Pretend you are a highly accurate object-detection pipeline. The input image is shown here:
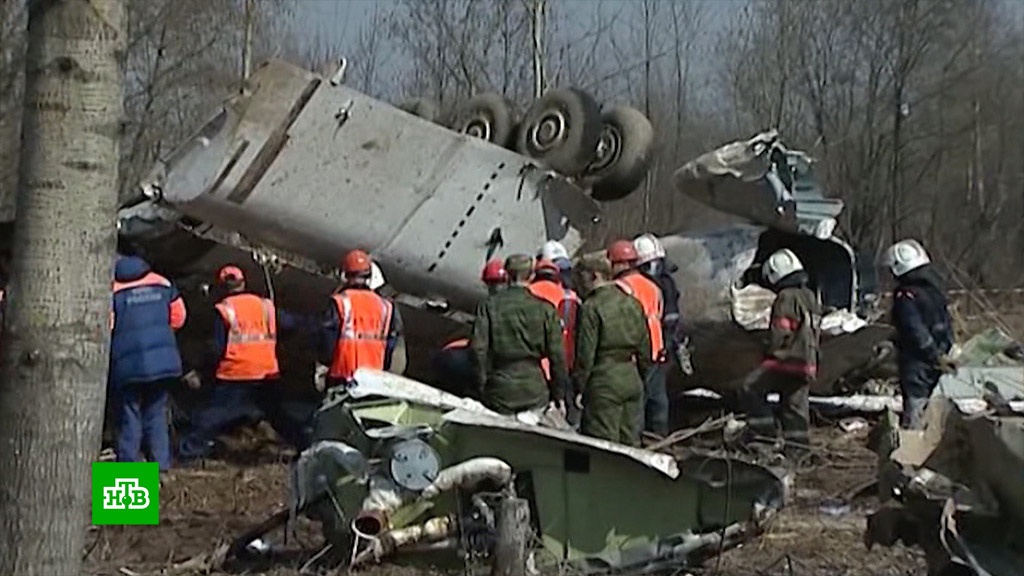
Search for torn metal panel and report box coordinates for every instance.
[867,397,1024,575]
[132,58,596,315]
[441,408,679,479]
[293,371,786,573]
[672,130,844,236]
[349,368,493,414]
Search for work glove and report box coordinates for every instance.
[313,363,329,392]
[182,370,202,390]
[547,400,567,417]
[937,355,959,375]
[675,337,694,376]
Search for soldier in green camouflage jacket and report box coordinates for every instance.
[471,254,568,415]
[573,254,653,446]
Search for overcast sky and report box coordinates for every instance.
[290,0,738,56]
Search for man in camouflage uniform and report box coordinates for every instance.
[742,248,821,458]
[471,254,569,418]
[573,254,653,446]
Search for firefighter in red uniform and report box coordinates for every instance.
[608,239,669,437]
[431,258,507,396]
[528,257,581,425]
[178,265,309,462]
[319,250,404,389]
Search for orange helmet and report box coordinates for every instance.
[607,240,638,263]
[481,258,508,285]
[342,249,372,275]
[534,258,559,274]
[217,265,245,284]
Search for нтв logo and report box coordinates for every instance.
[91,462,160,525]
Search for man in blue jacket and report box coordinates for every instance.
[110,255,188,471]
[883,239,957,429]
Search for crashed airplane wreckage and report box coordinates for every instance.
[864,337,1024,576]
[266,368,788,572]
[114,56,892,398]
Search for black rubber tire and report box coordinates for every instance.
[515,87,602,176]
[397,97,440,123]
[446,92,515,147]
[587,106,655,202]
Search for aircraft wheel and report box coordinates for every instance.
[515,87,602,176]
[447,92,515,147]
[397,97,440,123]
[587,106,655,202]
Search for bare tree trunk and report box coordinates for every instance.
[242,0,255,85]
[527,0,546,99]
[0,1,124,574]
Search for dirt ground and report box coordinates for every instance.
[83,422,925,576]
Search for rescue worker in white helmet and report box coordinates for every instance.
[742,248,821,459]
[539,240,574,291]
[630,234,686,436]
[634,234,693,376]
[882,239,956,429]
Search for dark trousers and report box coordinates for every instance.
[430,347,476,396]
[115,379,173,471]
[636,362,670,436]
[178,381,313,460]
[899,361,941,429]
[742,369,810,451]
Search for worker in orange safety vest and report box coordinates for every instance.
[431,258,508,395]
[528,257,581,425]
[608,239,669,437]
[319,249,404,389]
[178,265,310,462]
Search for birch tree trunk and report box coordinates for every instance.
[0,1,125,575]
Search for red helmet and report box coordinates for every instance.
[481,258,508,285]
[607,240,638,264]
[217,265,245,284]
[534,258,559,273]
[342,249,372,274]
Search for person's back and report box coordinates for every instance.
[110,256,186,386]
[215,291,280,382]
[328,286,395,379]
[528,270,580,370]
[574,260,652,446]
[471,255,566,415]
[615,271,664,359]
[763,283,821,376]
[110,255,186,472]
[892,268,953,366]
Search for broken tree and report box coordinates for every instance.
[0,1,125,575]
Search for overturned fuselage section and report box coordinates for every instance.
[291,368,788,572]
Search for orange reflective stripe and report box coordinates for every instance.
[111,273,176,331]
[443,338,470,351]
[215,294,279,381]
[528,280,577,372]
[112,272,171,293]
[617,273,664,360]
[329,289,393,380]
[221,299,276,343]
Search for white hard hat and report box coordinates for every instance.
[883,239,930,277]
[762,248,804,285]
[539,240,569,262]
[369,262,386,291]
[633,233,665,265]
